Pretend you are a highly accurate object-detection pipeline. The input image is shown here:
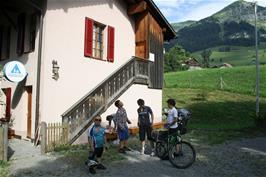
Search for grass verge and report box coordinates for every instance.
[163,88,266,144]
[0,160,9,177]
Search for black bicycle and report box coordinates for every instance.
[153,129,196,169]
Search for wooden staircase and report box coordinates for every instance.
[62,57,152,144]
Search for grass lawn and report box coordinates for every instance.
[165,65,266,97]
[53,143,126,167]
[163,88,266,144]
[191,43,266,66]
[0,160,9,177]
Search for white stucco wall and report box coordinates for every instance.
[40,0,136,124]
[0,16,40,138]
[75,84,163,144]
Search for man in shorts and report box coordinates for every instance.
[114,100,132,153]
[137,99,155,155]
[86,116,107,174]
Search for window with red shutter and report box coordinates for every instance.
[107,26,115,62]
[84,17,93,57]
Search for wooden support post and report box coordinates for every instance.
[0,122,8,161]
[127,1,147,15]
[40,122,47,154]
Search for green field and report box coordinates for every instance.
[191,43,266,67]
[163,65,266,144]
[163,88,266,144]
[165,65,266,97]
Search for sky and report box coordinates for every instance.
[153,0,266,23]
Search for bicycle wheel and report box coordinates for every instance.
[168,141,196,169]
[155,142,168,160]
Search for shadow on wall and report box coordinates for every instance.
[47,0,115,12]
[11,77,27,109]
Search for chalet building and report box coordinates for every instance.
[0,0,175,143]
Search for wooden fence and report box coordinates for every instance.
[40,122,69,153]
[0,121,8,161]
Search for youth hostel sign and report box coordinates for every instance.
[3,61,27,83]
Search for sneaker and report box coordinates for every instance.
[97,163,107,170]
[140,148,145,155]
[123,146,131,151]
[150,152,155,157]
[89,167,96,174]
[119,148,126,154]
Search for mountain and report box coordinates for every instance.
[167,0,266,52]
[171,20,196,32]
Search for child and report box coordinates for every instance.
[85,116,107,174]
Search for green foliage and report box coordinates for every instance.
[165,65,266,97]
[201,49,212,68]
[164,45,190,72]
[168,1,266,52]
[192,43,266,67]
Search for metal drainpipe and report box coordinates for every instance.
[34,6,45,143]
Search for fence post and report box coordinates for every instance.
[40,122,47,154]
[0,121,8,161]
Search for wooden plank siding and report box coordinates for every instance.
[148,13,164,89]
[135,11,164,89]
[135,11,149,59]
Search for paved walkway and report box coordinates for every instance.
[7,137,266,177]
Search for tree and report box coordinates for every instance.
[201,49,212,68]
[164,45,190,72]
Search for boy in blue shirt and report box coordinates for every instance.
[86,116,106,174]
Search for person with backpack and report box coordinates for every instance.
[137,99,155,155]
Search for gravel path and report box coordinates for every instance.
[7,137,266,177]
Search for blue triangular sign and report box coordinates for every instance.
[11,64,21,74]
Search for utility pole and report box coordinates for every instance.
[254,2,260,117]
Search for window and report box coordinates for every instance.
[84,17,115,62]
[93,23,104,59]
[17,13,37,56]
[0,26,11,61]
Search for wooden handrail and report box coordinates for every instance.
[62,57,151,144]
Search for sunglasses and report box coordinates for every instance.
[95,119,102,122]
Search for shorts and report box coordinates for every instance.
[89,147,104,160]
[118,127,129,141]
[139,125,153,141]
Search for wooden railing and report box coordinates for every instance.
[62,57,151,144]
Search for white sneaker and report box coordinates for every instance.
[140,148,145,155]
[151,152,155,157]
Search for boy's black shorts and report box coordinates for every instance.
[89,147,104,160]
[139,125,153,141]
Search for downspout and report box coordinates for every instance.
[34,2,46,143]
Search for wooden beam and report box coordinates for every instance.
[128,1,147,15]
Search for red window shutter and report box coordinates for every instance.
[107,26,115,62]
[5,88,11,120]
[84,17,93,57]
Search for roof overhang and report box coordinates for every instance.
[126,0,176,41]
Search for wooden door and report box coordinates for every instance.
[26,86,32,138]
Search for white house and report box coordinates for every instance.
[0,0,175,144]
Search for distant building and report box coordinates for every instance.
[183,58,202,71]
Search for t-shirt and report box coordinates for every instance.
[137,106,153,126]
[167,107,178,129]
[89,125,105,148]
[115,107,128,130]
